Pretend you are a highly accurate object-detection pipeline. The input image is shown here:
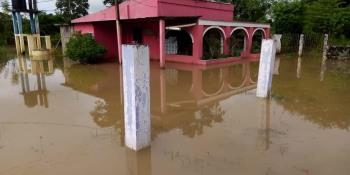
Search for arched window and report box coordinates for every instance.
[202,27,225,60]
[230,28,249,57]
[251,29,266,54]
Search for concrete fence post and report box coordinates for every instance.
[322,34,329,62]
[298,34,304,57]
[272,34,282,54]
[122,44,151,151]
[257,39,277,98]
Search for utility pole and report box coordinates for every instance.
[68,0,72,22]
[115,0,122,64]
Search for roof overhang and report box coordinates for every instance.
[198,19,271,28]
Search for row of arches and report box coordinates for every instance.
[203,27,267,59]
[164,26,267,60]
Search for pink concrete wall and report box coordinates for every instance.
[93,22,117,62]
[158,0,233,21]
[121,21,160,59]
[119,0,158,19]
[73,0,233,23]
[73,23,94,35]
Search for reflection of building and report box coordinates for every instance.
[62,60,259,140]
[18,57,53,108]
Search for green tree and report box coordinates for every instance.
[56,0,89,23]
[304,0,350,37]
[1,0,11,15]
[271,0,305,33]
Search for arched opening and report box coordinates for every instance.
[230,28,248,57]
[202,27,224,60]
[251,29,266,54]
[165,30,193,56]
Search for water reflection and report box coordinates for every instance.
[61,59,260,139]
[126,147,151,175]
[1,51,350,175]
[17,57,54,108]
[272,54,350,129]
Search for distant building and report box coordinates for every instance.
[72,0,270,65]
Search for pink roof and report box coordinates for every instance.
[72,0,234,23]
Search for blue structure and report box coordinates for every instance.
[11,0,39,35]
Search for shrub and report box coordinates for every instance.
[66,33,106,64]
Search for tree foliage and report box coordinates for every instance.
[56,0,89,23]
[215,0,275,22]
[271,0,350,39]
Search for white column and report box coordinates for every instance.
[256,39,276,98]
[122,45,151,151]
[298,34,304,57]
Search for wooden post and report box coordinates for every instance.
[19,34,25,54]
[45,36,52,50]
[27,35,35,55]
[257,39,277,98]
[15,35,21,55]
[122,45,151,151]
[115,0,122,64]
[298,34,304,57]
[36,34,42,49]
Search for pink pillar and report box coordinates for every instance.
[243,27,254,57]
[117,20,122,64]
[193,25,204,61]
[159,19,165,68]
[265,28,271,39]
[223,26,231,55]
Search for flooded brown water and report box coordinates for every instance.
[0,49,350,175]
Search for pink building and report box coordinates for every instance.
[72,0,270,66]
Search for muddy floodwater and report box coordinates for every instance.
[0,49,350,175]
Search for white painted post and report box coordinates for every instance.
[273,34,282,54]
[298,34,304,57]
[322,34,329,62]
[122,44,151,151]
[257,39,277,98]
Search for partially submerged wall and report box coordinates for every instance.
[327,46,350,60]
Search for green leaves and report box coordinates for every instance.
[271,0,350,39]
[56,0,89,23]
[66,33,106,64]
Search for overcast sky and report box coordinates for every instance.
[1,0,106,14]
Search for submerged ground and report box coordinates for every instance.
[0,48,349,175]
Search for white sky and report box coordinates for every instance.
[1,0,106,14]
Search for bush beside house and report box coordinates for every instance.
[66,33,106,64]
